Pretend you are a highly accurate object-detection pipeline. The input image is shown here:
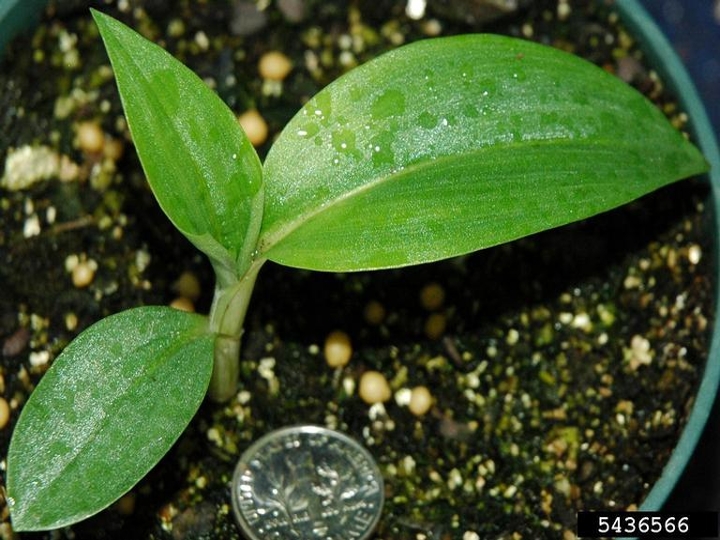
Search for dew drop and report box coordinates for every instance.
[296,123,320,139]
[316,92,332,115]
[332,129,358,156]
[305,92,332,124]
[512,69,527,82]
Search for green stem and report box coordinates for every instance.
[207,259,264,402]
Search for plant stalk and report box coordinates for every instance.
[207,259,264,402]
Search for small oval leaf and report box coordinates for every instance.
[259,34,708,271]
[6,307,215,531]
[92,10,263,275]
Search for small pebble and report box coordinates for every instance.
[103,136,125,161]
[616,56,644,83]
[359,371,391,404]
[230,1,268,36]
[405,0,427,20]
[0,397,10,429]
[167,18,186,38]
[324,330,352,368]
[259,51,293,81]
[76,121,105,154]
[424,312,446,340]
[194,31,210,51]
[363,300,386,325]
[72,259,98,288]
[2,326,30,357]
[173,271,202,301]
[170,297,195,312]
[238,109,269,147]
[278,0,306,22]
[115,493,136,515]
[23,215,41,238]
[1,145,61,191]
[420,282,445,311]
[408,385,433,416]
[688,244,702,265]
[394,387,412,406]
[65,312,79,331]
[557,0,572,21]
[421,18,443,37]
[29,350,50,367]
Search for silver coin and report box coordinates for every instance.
[232,425,384,540]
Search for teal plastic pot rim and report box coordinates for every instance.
[614,0,720,512]
[0,0,47,54]
[1,0,719,519]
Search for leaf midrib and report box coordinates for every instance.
[258,135,636,257]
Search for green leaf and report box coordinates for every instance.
[259,34,708,271]
[6,307,215,531]
[92,10,263,277]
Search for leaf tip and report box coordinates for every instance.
[89,7,104,25]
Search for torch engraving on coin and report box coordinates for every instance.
[232,425,384,540]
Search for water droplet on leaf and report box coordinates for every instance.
[370,130,395,167]
[304,92,332,125]
[296,123,320,139]
[331,129,361,160]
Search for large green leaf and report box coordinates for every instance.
[259,34,708,271]
[92,10,263,277]
[6,307,215,531]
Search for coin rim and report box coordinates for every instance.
[231,424,384,540]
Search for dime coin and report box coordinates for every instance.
[232,425,384,540]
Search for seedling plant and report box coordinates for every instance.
[5,9,708,531]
